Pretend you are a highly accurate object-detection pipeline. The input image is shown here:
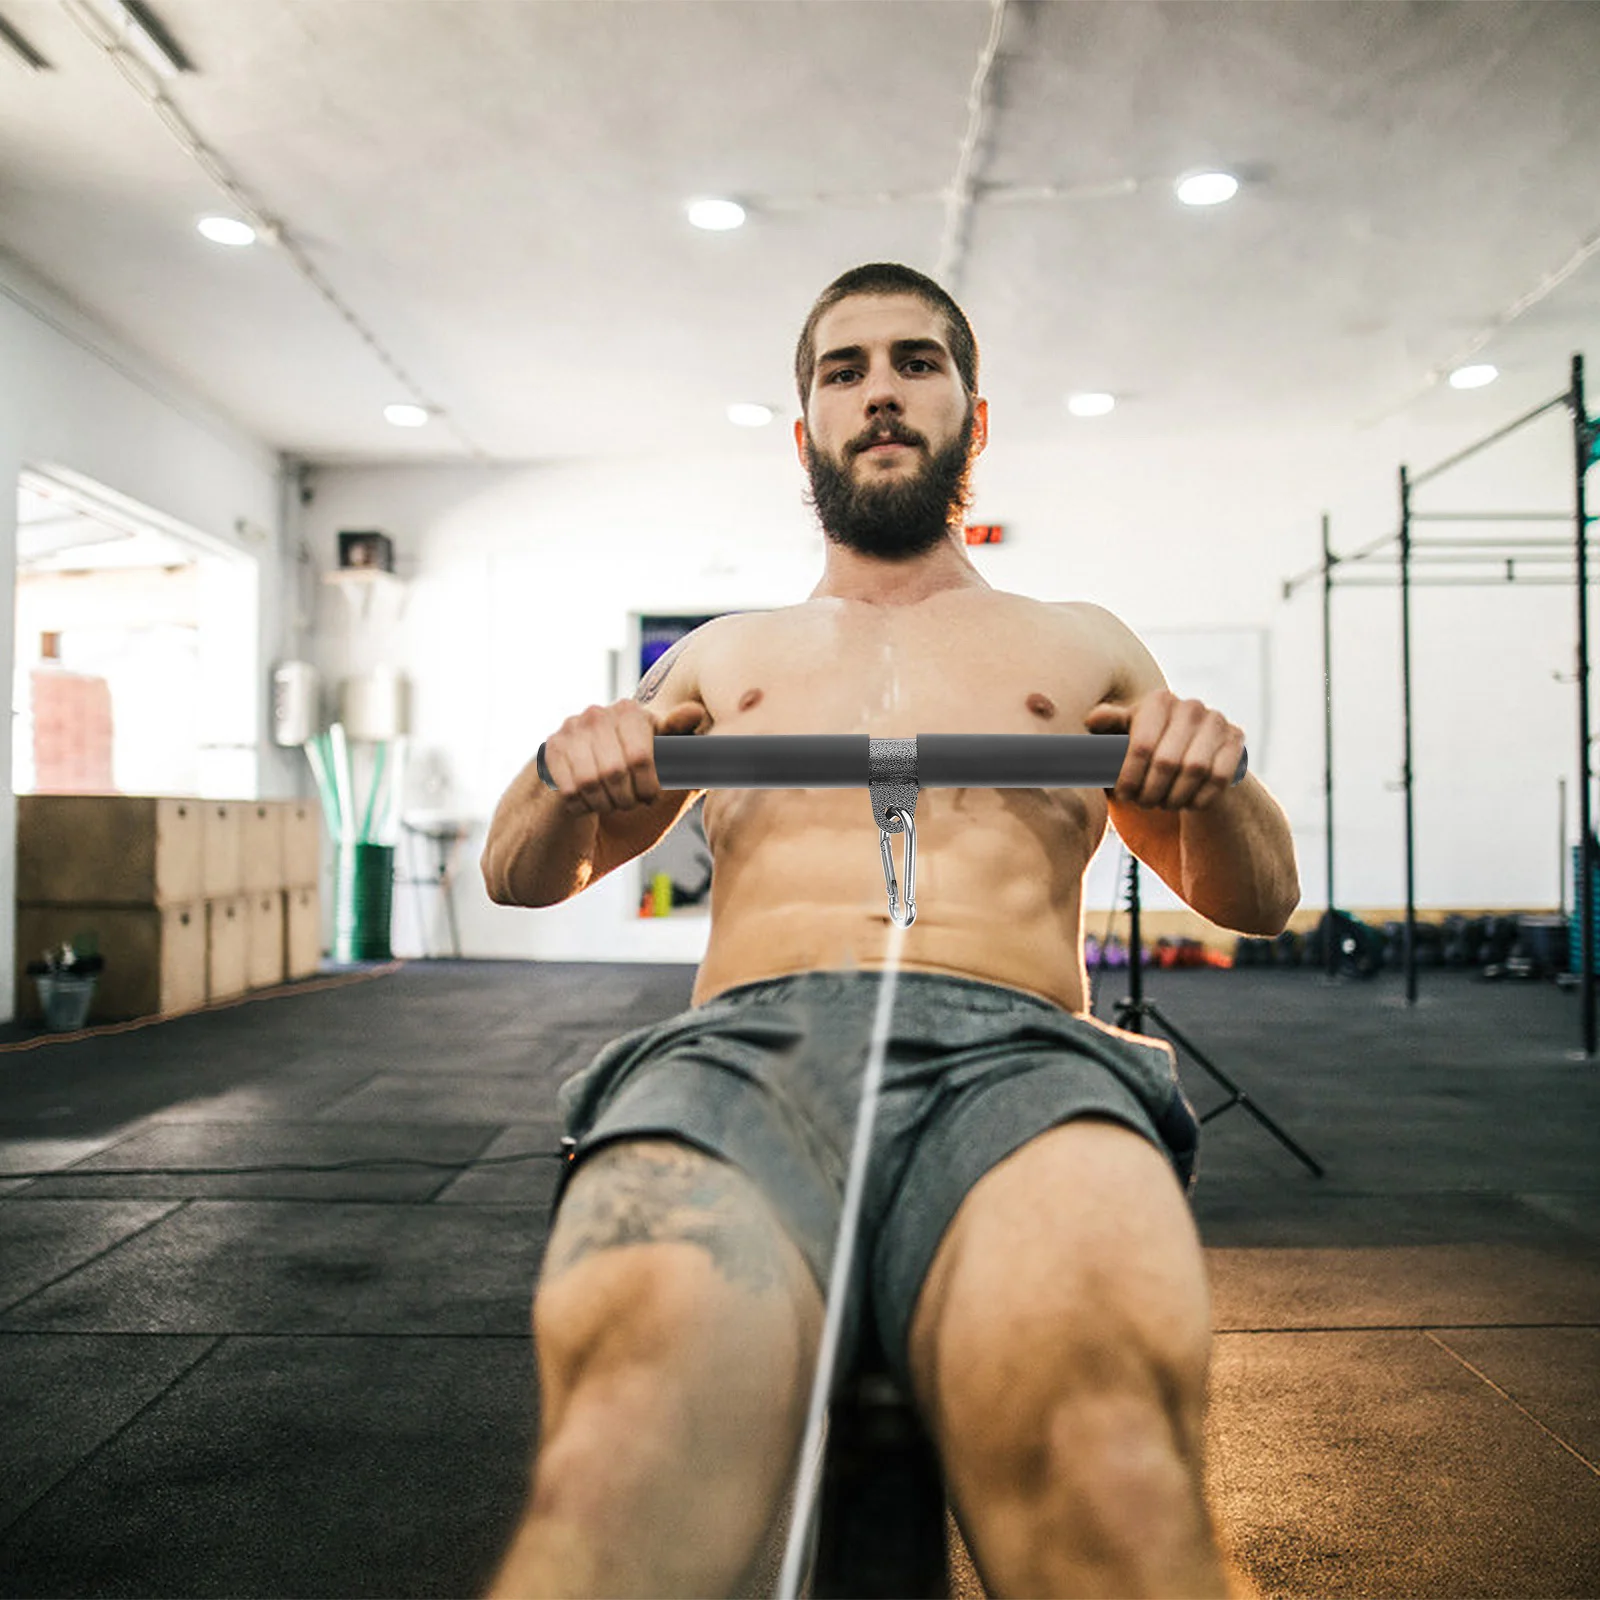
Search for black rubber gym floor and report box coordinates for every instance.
[0,960,1596,1597]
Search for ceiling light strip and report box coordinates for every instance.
[1361,220,1600,428]
[933,0,1009,292]
[56,0,487,462]
[0,9,51,69]
[108,0,190,74]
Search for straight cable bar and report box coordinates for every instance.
[536,733,1248,792]
[536,733,1248,931]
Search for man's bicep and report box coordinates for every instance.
[634,629,701,709]
[1077,602,1167,704]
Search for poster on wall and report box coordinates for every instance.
[636,613,726,687]
[631,611,755,917]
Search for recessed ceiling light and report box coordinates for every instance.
[1175,171,1239,207]
[1067,392,1116,418]
[1448,364,1499,390]
[384,404,430,428]
[727,403,774,428]
[198,216,256,247]
[687,198,746,232]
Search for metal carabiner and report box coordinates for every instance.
[878,805,917,927]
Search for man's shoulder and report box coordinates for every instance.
[1046,597,1134,639]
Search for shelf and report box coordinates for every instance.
[324,568,404,593]
[323,567,406,621]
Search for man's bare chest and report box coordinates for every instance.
[694,595,1119,741]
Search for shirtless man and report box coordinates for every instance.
[481,262,1298,1598]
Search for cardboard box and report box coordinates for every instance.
[285,886,321,980]
[15,901,207,1023]
[284,802,321,888]
[246,891,287,989]
[16,795,203,907]
[241,802,285,893]
[201,803,242,898]
[206,895,250,1003]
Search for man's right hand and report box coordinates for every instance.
[540,699,710,818]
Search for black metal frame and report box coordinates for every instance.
[1112,855,1324,1177]
[1283,355,1599,1052]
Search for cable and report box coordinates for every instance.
[775,919,910,1599]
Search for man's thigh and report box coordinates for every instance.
[904,1115,1213,1484]
[535,1136,825,1449]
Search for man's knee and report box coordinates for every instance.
[955,1384,1228,1598]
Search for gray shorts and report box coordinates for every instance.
[552,969,1199,1401]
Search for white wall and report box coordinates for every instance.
[0,251,294,1020]
[307,370,1593,965]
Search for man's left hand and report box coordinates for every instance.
[1085,691,1246,811]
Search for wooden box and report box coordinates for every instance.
[245,891,287,989]
[16,795,203,907]
[241,802,285,893]
[206,895,249,1003]
[284,802,321,888]
[286,886,321,980]
[201,802,242,898]
[15,901,206,1023]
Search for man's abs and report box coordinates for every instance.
[684,591,1124,1014]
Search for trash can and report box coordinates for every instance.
[35,973,96,1032]
[333,842,394,962]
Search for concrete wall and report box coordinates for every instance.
[1,251,294,1020]
[304,374,1590,965]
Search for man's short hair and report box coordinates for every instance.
[793,263,979,412]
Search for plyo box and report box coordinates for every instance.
[283,801,320,887]
[201,802,242,899]
[286,886,320,979]
[246,890,287,990]
[15,902,207,1023]
[206,895,250,1003]
[241,802,285,893]
[16,795,204,906]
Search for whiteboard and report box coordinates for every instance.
[1141,627,1269,767]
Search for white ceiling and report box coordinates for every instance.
[1,0,1596,466]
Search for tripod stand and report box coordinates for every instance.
[1110,854,1324,1179]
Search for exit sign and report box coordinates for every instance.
[964,524,1004,545]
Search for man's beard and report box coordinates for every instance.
[804,409,977,561]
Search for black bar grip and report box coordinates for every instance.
[535,734,1249,791]
[657,734,871,789]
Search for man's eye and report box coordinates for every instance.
[825,368,858,384]
[904,358,934,373]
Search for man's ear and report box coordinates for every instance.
[971,397,989,456]
[793,416,809,466]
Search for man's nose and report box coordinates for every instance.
[863,365,903,413]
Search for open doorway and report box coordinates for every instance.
[13,466,259,800]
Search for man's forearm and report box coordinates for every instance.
[1175,777,1300,934]
[1113,776,1300,936]
[481,758,601,907]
